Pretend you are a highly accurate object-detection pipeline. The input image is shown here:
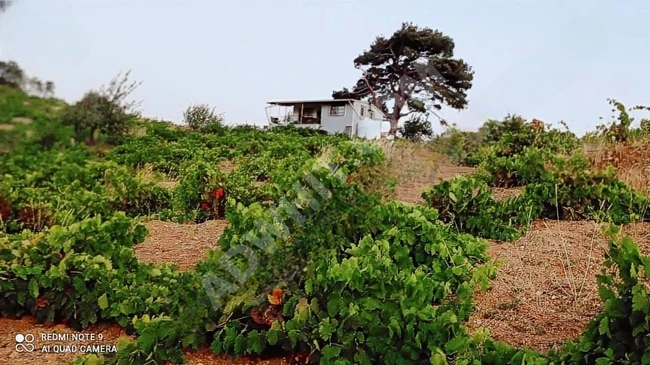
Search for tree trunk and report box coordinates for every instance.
[389,118,399,135]
[389,98,405,135]
[87,127,97,145]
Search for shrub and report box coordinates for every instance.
[0,60,24,88]
[398,114,433,141]
[593,99,650,143]
[430,124,484,165]
[62,72,141,144]
[182,103,223,132]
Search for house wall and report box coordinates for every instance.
[285,101,386,137]
[369,104,388,120]
[320,103,354,134]
[348,101,390,138]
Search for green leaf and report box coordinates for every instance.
[598,317,610,336]
[234,335,246,355]
[97,294,109,310]
[632,284,649,313]
[318,318,337,341]
[328,298,340,317]
[430,347,448,365]
[322,345,341,359]
[211,337,223,354]
[246,331,264,354]
[182,333,197,348]
[138,327,156,351]
[28,279,39,299]
[287,330,299,347]
[444,335,467,353]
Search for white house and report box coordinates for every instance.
[265,99,391,139]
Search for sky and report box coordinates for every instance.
[1,0,649,135]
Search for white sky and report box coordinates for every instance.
[1,0,649,135]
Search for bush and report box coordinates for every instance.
[62,72,141,144]
[182,104,223,132]
[0,60,25,88]
[430,125,484,165]
[398,114,433,141]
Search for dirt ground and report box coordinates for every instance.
[134,220,230,271]
[468,219,650,352]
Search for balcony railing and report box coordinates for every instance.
[269,114,320,125]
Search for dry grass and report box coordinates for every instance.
[135,164,179,189]
[218,159,237,174]
[158,181,180,189]
[584,139,650,195]
[11,117,33,125]
[135,164,158,182]
[135,220,230,271]
[469,219,650,351]
[377,140,474,204]
[492,187,523,201]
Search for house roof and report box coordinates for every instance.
[267,99,362,106]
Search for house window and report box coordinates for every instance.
[369,110,374,119]
[329,105,346,116]
[360,107,365,117]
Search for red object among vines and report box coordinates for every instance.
[199,187,227,218]
[0,197,11,221]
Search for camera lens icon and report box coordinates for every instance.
[15,333,35,352]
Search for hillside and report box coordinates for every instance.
[1,86,650,365]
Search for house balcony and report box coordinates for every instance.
[268,114,322,128]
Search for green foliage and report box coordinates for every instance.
[0,147,173,233]
[202,158,496,364]
[0,60,24,88]
[587,99,650,143]
[72,354,105,365]
[300,202,495,364]
[429,124,486,165]
[169,159,224,222]
[423,177,540,240]
[399,113,434,141]
[431,115,579,168]
[424,148,649,240]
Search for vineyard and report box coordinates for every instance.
[1,83,650,365]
